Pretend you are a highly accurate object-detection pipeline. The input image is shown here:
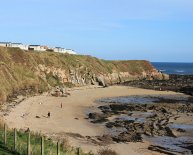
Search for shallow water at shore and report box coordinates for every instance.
[145,136,193,154]
[98,96,158,104]
[116,112,154,123]
[94,95,193,154]
[169,123,193,131]
[97,94,188,105]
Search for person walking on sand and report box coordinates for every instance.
[61,103,63,108]
[48,111,51,118]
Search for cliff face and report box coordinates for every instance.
[0,47,168,103]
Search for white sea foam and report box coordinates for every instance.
[176,70,184,73]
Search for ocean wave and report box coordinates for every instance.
[176,70,184,73]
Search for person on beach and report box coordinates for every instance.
[61,103,63,108]
[48,112,51,118]
[25,128,30,133]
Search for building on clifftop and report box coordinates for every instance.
[0,42,12,47]
[11,43,29,50]
[0,41,77,54]
[53,47,76,54]
[28,45,47,51]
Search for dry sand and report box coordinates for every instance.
[3,86,180,155]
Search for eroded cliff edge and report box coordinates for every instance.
[0,47,168,103]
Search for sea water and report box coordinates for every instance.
[152,62,193,75]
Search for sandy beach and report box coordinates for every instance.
[3,86,181,155]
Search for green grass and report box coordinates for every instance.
[0,126,91,155]
[0,142,16,155]
[0,46,155,103]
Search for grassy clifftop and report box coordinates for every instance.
[0,47,161,103]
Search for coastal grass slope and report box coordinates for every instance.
[0,47,164,103]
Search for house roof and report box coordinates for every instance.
[65,49,73,50]
[12,43,22,45]
[55,47,63,49]
[29,45,41,46]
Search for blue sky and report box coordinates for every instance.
[0,0,193,62]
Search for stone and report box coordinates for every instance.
[88,112,109,123]
[113,132,142,142]
[96,76,106,87]
[176,128,186,132]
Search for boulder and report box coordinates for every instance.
[96,76,106,87]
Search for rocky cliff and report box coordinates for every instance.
[0,47,168,103]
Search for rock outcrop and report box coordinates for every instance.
[35,64,167,88]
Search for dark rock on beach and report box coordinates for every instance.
[88,112,109,123]
[176,128,186,132]
[88,94,193,154]
[122,74,193,96]
[113,131,142,143]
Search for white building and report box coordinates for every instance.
[11,43,28,50]
[0,42,12,47]
[0,41,77,54]
[28,45,46,51]
[53,47,76,54]
[64,49,76,54]
[53,47,65,53]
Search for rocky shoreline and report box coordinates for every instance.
[122,74,193,96]
[3,84,193,155]
[88,94,193,154]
